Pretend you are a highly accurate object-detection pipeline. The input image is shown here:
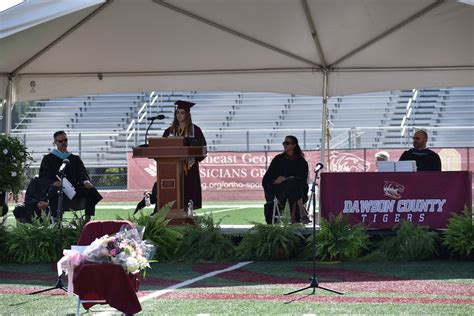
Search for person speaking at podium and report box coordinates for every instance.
[399,130,441,171]
[39,131,102,221]
[162,100,207,210]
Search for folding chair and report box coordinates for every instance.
[271,196,281,224]
[73,220,141,315]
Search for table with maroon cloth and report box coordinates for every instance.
[73,263,141,314]
[74,220,141,314]
[320,171,472,229]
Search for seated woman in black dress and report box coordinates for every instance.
[262,135,310,224]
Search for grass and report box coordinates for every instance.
[4,201,267,227]
[0,261,473,315]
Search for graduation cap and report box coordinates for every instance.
[174,100,195,112]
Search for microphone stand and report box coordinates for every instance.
[141,118,156,147]
[29,168,67,295]
[285,163,343,296]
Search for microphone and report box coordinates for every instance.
[147,114,165,121]
[141,115,165,147]
[314,162,324,173]
[59,159,70,173]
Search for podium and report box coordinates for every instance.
[132,137,207,224]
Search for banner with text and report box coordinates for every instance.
[128,147,473,201]
[320,171,472,229]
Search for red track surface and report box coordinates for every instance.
[1,264,473,304]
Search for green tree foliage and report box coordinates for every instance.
[0,135,32,200]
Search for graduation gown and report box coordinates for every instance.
[39,153,102,216]
[262,153,309,204]
[162,124,206,209]
[399,148,441,171]
[13,177,48,222]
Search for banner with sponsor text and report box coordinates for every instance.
[128,147,473,201]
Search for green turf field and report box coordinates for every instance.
[0,261,472,315]
[4,201,268,227]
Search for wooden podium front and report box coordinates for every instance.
[133,137,207,225]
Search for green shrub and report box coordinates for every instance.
[176,214,235,262]
[443,207,473,259]
[124,201,183,261]
[308,213,369,261]
[236,205,304,260]
[380,220,438,261]
[4,213,81,263]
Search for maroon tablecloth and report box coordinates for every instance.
[77,220,133,246]
[73,263,141,314]
[320,171,472,229]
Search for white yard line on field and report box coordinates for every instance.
[93,261,253,315]
[139,261,253,302]
[197,207,249,214]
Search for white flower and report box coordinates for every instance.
[2,149,7,155]
[11,171,17,177]
[125,257,139,274]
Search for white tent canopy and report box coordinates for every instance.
[1,0,473,161]
[1,0,473,101]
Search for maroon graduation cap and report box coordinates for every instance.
[174,100,195,112]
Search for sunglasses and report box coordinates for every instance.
[282,141,294,145]
[56,138,68,143]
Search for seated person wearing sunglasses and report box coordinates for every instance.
[262,135,310,224]
[399,130,441,171]
[39,131,102,221]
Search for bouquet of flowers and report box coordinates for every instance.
[0,135,32,201]
[82,226,156,274]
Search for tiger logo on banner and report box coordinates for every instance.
[330,151,370,172]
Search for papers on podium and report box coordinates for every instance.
[377,160,417,172]
[376,161,395,172]
[395,160,417,172]
[62,178,76,199]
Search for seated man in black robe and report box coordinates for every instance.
[39,131,102,221]
[399,130,441,171]
[134,182,158,215]
[13,176,49,223]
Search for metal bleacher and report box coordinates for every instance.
[9,87,474,168]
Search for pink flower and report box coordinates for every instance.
[109,248,118,257]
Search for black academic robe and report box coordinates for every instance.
[399,148,441,171]
[162,124,206,209]
[39,153,102,216]
[39,153,90,187]
[13,177,48,222]
[262,153,309,203]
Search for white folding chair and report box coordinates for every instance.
[271,196,281,224]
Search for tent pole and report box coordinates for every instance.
[320,70,329,168]
[3,76,13,135]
